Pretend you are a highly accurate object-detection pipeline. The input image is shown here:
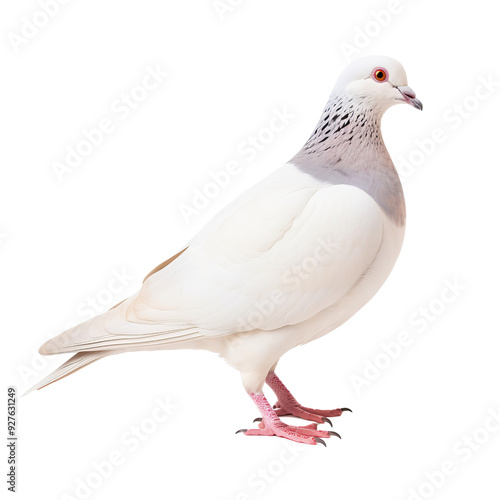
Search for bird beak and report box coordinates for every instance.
[397,86,423,111]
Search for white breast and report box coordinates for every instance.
[294,210,405,346]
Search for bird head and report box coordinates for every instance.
[333,55,422,114]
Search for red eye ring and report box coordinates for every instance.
[373,68,388,82]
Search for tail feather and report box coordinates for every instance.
[23,351,109,396]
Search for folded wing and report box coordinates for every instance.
[41,166,384,355]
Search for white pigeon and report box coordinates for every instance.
[29,55,422,446]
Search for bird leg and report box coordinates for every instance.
[236,392,338,445]
[265,371,351,424]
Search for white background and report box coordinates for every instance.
[2,1,500,499]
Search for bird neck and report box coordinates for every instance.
[291,93,387,168]
[289,93,406,227]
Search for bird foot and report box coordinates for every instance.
[237,392,340,445]
[273,401,352,425]
[236,419,339,446]
[265,371,351,425]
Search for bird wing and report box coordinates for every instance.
[40,164,384,355]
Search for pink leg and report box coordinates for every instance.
[265,371,351,424]
[236,392,339,445]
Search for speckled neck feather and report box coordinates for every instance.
[291,94,406,226]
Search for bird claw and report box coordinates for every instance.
[315,438,327,447]
[273,401,352,423]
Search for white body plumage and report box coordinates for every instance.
[35,162,404,393]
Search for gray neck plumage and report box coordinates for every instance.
[290,94,406,227]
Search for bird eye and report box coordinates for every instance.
[373,68,388,82]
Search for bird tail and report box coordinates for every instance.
[23,351,109,396]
